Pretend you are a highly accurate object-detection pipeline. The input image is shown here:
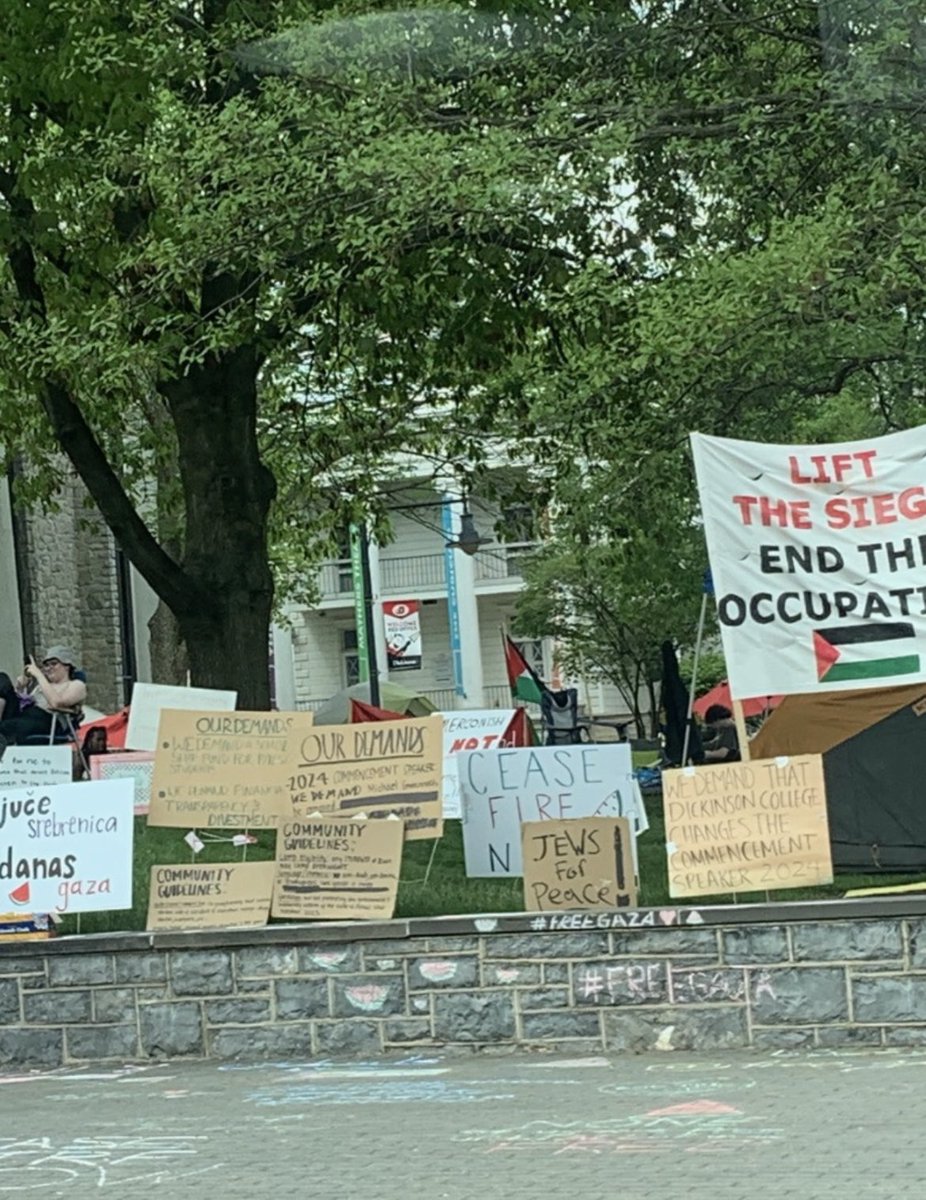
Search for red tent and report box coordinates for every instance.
[349,699,405,722]
[693,681,783,720]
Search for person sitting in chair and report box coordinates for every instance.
[0,645,86,746]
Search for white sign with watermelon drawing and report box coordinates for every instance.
[0,779,135,914]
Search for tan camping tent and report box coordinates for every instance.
[750,683,926,757]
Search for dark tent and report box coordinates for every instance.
[750,684,926,872]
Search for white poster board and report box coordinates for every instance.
[691,427,926,698]
[440,709,518,819]
[125,682,237,751]
[0,746,72,791]
[0,779,134,914]
[459,744,647,877]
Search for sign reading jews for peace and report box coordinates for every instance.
[691,427,926,698]
[459,744,647,878]
[148,710,316,829]
[283,716,443,840]
[521,816,637,912]
[662,755,832,898]
[146,861,276,931]
[272,816,404,921]
[0,779,134,913]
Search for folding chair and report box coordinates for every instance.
[540,688,631,747]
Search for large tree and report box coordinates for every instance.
[1,1,609,706]
[515,0,926,695]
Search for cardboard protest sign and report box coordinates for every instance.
[147,710,315,829]
[0,746,72,791]
[283,716,443,840]
[125,682,237,751]
[662,755,832,898]
[522,816,637,912]
[459,744,647,877]
[691,427,926,698]
[272,816,403,920]
[146,861,275,931]
[91,752,154,815]
[0,779,134,914]
[440,709,519,819]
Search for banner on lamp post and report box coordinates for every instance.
[383,600,422,672]
[349,523,370,683]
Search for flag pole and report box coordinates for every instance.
[681,591,708,766]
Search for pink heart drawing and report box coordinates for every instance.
[659,909,678,926]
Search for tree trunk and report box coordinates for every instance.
[163,334,276,710]
[148,601,189,685]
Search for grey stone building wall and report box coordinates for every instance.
[15,472,125,712]
[3,900,926,1067]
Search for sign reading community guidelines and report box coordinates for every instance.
[691,427,926,698]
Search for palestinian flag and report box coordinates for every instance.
[814,622,921,683]
[503,635,546,705]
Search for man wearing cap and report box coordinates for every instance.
[0,645,87,745]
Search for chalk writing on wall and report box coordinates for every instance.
[525,909,704,931]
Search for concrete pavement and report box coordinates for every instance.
[0,1047,923,1197]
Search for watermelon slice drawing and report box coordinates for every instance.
[8,882,30,907]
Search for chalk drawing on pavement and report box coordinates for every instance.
[0,1135,221,1190]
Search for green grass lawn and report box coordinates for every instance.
[58,777,926,936]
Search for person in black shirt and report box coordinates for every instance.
[702,704,741,763]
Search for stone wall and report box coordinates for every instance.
[16,472,124,712]
[4,898,926,1067]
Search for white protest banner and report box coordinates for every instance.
[0,779,134,914]
[90,752,153,815]
[383,600,422,671]
[125,682,237,751]
[459,744,646,877]
[440,709,519,819]
[0,747,72,791]
[692,427,926,698]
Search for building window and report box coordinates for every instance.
[512,636,545,681]
[501,504,538,545]
[342,628,361,686]
[335,529,354,594]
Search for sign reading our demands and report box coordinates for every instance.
[0,779,134,914]
[460,744,647,878]
[148,710,316,829]
[284,716,443,840]
[146,862,275,931]
[662,755,832,898]
[272,816,403,920]
[692,427,926,698]
[521,817,637,912]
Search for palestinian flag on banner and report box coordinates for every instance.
[503,635,546,705]
[814,622,921,683]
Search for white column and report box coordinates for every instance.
[367,535,389,693]
[442,497,485,709]
[270,622,297,710]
